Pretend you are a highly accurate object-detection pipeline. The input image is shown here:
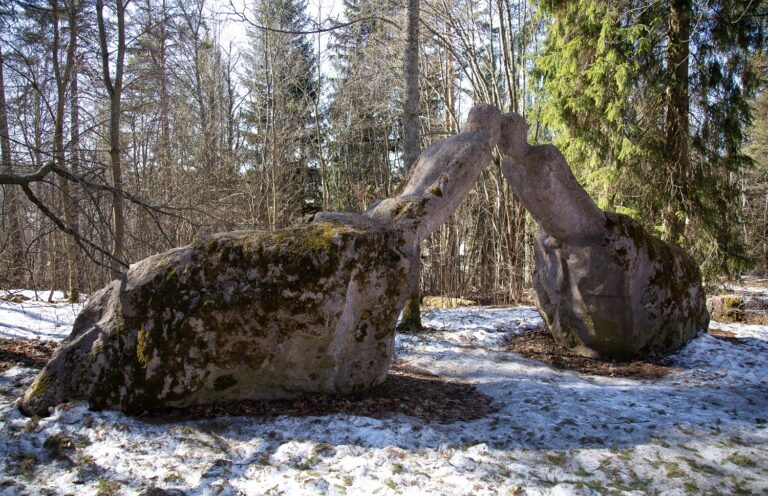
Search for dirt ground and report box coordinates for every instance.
[504,326,678,379]
[0,338,59,371]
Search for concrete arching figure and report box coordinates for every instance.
[498,112,709,359]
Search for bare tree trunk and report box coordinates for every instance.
[52,0,80,301]
[97,0,127,277]
[66,1,83,300]
[663,0,690,244]
[31,88,53,291]
[403,0,421,170]
[399,0,423,331]
[150,0,176,245]
[224,49,237,168]
[158,0,172,178]
[314,5,329,211]
[485,0,501,106]
[497,0,516,112]
[0,40,26,286]
[763,186,768,272]
[178,0,212,172]
[442,23,456,133]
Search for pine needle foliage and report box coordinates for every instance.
[534,0,766,276]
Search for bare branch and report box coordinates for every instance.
[225,0,400,35]
[20,183,129,269]
[0,162,54,185]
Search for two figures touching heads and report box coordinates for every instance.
[375,102,707,361]
[365,103,605,249]
[20,104,707,417]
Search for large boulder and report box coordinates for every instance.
[21,215,411,416]
[533,213,709,359]
[499,113,709,359]
[21,104,509,416]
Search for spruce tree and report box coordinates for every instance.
[534,0,765,275]
[745,88,768,272]
[241,0,320,227]
[328,0,401,212]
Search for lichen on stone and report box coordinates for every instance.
[28,373,51,401]
[429,186,443,197]
[534,212,708,360]
[19,104,505,417]
[707,294,745,323]
[136,325,151,368]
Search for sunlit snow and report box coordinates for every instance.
[0,286,766,495]
[0,290,83,341]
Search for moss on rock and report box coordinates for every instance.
[27,373,51,402]
[136,326,151,367]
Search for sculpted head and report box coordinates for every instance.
[498,112,530,158]
[464,104,504,147]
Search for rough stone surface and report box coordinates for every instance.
[500,113,709,359]
[707,294,746,323]
[365,104,504,247]
[21,105,506,416]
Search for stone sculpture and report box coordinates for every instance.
[21,105,508,416]
[21,104,711,416]
[499,113,709,359]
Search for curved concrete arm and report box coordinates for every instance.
[498,113,606,242]
[364,104,505,246]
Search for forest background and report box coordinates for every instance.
[0,0,765,304]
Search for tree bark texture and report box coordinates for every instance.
[97,0,127,277]
[663,0,691,244]
[52,0,80,301]
[0,40,26,286]
[400,0,423,331]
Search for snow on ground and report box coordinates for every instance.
[0,290,83,341]
[1,289,767,495]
